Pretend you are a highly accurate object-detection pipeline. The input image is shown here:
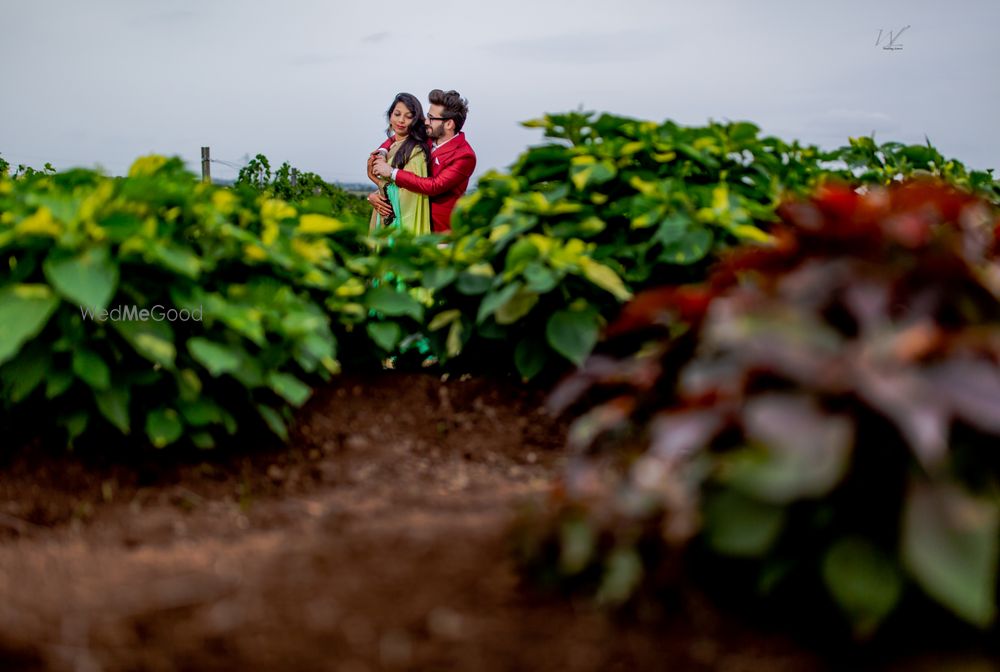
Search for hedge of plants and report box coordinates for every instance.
[514,181,1000,639]
[1,116,997,453]
[434,113,999,379]
[0,156,368,449]
[233,153,372,221]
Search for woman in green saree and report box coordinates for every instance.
[368,92,431,236]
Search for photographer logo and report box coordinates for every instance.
[80,304,203,322]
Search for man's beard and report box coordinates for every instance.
[428,124,445,141]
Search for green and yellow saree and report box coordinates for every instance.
[370,139,431,236]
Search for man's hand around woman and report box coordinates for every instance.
[367,153,381,186]
[368,191,393,217]
[372,157,393,179]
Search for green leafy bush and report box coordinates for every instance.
[234,153,371,221]
[515,180,1000,639]
[0,156,366,449]
[0,153,55,180]
[408,227,633,380]
[838,136,1000,202]
[3,115,996,448]
[456,113,818,287]
[434,112,998,381]
[403,113,813,380]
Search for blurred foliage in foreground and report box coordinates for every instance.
[514,181,1000,641]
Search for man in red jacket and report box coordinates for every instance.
[369,89,477,233]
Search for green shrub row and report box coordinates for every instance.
[233,153,372,222]
[0,156,368,449]
[431,113,998,379]
[1,114,996,452]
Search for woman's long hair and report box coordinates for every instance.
[385,93,430,170]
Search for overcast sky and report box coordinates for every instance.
[1,0,997,184]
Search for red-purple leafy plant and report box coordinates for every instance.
[515,180,1000,639]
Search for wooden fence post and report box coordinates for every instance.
[201,147,211,183]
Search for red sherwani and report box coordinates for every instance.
[394,133,477,233]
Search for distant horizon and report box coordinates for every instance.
[5,116,995,188]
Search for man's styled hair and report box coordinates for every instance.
[429,89,469,133]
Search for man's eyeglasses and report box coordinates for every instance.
[426,114,450,122]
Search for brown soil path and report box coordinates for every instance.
[0,373,828,671]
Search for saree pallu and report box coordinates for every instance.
[369,140,431,236]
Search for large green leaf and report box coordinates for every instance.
[504,237,542,275]
[72,348,111,391]
[422,267,457,290]
[728,121,760,143]
[496,288,539,325]
[365,286,424,321]
[456,271,493,295]
[653,212,691,245]
[822,537,904,638]
[0,343,49,402]
[98,212,144,242]
[559,517,596,575]
[178,398,223,427]
[94,384,130,434]
[578,258,631,301]
[175,368,203,402]
[45,369,75,399]
[112,319,176,368]
[446,320,464,358]
[658,227,714,265]
[0,284,60,366]
[902,480,999,628]
[595,547,643,606]
[188,338,242,377]
[267,372,311,407]
[149,244,202,278]
[145,408,183,448]
[229,357,264,388]
[43,246,118,312]
[523,263,558,293]
[278,309,326,337]
[367,321,402,351]
[514,337,547,381]
[295,332,336,369]
[427,309,461,332]
[545,308,599,366]
[569,157,616,191]
[477,282,522,324]
[703,489,786,558]
[257,404,288,441]
[191,432,216,450]
[62,411,89,444]
[202,295,266,346]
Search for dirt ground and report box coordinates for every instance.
[0,373,986,671]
